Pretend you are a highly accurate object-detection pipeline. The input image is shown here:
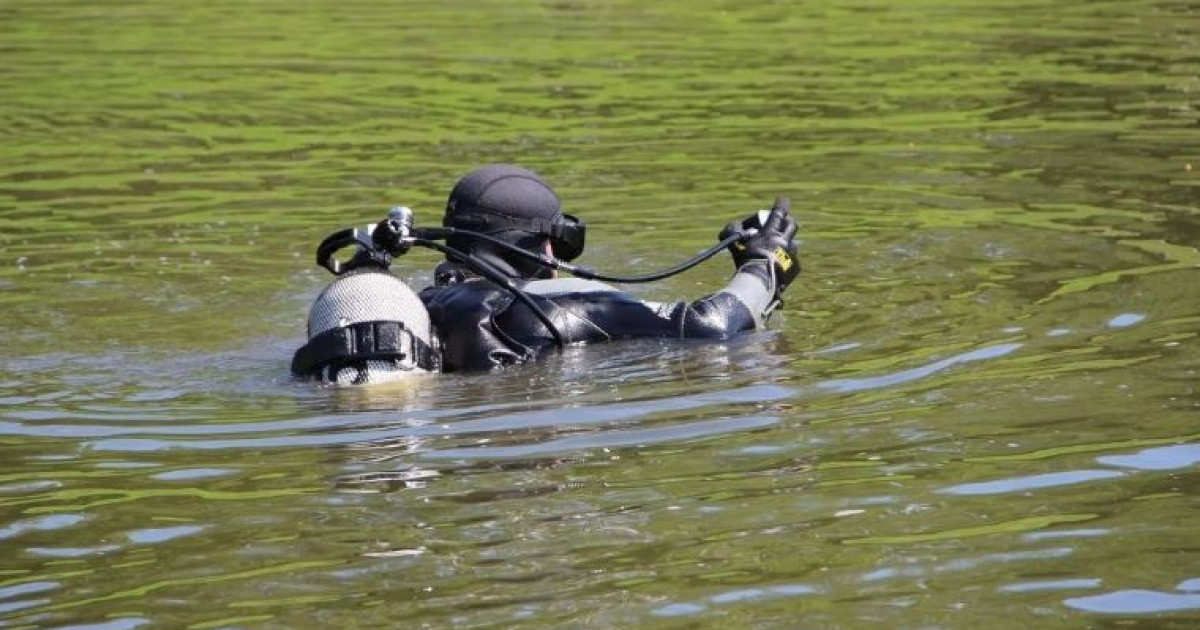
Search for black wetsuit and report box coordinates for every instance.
[419,261,781,372]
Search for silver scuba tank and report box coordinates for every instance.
[295,270,438,385]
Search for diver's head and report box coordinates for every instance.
[291,269,439,385]
[443,164,585,278]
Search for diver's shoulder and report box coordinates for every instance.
[419,277,511,308]
[521,278,622,297]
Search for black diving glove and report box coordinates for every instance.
[719,196,800,297]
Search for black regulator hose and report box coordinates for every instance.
[571,234,745,283]
[413,238,566,350]
[415,227,747,283]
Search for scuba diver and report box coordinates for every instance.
[421,164,800,371]
[291,164,799,383]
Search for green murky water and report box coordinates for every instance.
[2,0,1199,628]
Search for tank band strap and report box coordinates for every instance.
[291,320,441,375]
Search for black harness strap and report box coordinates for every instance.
[291,320,441,376]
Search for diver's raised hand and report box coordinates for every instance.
[718,196,800,296]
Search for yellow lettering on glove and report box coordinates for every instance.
[773,247,794,272]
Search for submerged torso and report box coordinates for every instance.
[419,275,759,372]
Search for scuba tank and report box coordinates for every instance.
[291,216,440,385]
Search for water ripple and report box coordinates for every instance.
[939,470,1125,496]
[1065,589,1200,614]
[81,385,794,452]
[0,580,59,600]
[126,525,206,544]
[1097,443,1200,471]
[1000,578,1101,593]
[423,415,779,460]
[0,514,86,540]
[819,343,1022,393]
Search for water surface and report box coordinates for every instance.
[2,0,1199,628]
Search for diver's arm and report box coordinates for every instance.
[671,260,778,338]
[673,197,800,338]
[419,198,799,370]
[519,197,799,343]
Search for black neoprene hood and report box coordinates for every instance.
[444,164,562,227]
[442,164,586,270]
